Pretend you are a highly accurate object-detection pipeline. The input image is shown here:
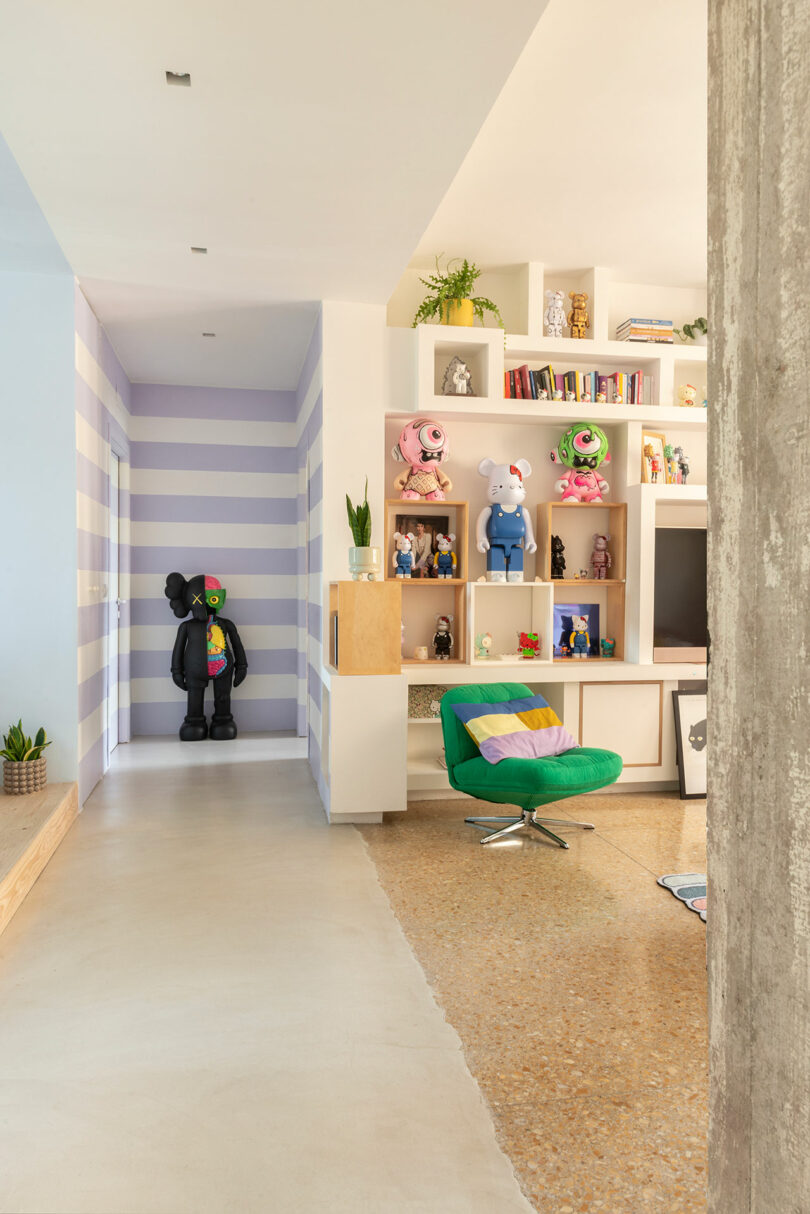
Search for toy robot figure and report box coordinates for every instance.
[475,458,537,583]
[393,532,415,577]
[567,292,590,339]
[550,534,566,579]
[544,288,566,338]
[165,572,248,741]
[433,615,454,660]
[550,423,611,502]
[392,418,452,500]
[674,445,690,484]
[432,532,457,579]
[591,534,612,579]
[569,614,590,658]
[600,637,616,658]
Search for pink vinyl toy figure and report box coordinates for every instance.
[392,418,452,500]
[591,534,612,579]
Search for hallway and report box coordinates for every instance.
[0,739,531,1214]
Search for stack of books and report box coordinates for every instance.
[616,318,673,343]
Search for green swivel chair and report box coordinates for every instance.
[440,682,623,847]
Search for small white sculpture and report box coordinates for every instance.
[442,356,474,396]
[544,289,566,338]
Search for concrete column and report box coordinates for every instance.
[708,3,810,1210]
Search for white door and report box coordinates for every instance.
[107,452,120,760]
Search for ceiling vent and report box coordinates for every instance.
[166,71,191,86]
[190,246,207,254]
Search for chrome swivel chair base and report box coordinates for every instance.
[465,808,596,848]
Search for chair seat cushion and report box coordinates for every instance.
[453,747,623,804]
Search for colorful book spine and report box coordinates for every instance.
[555,373,565,396]
[598,374,608,400]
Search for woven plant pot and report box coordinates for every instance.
[3,757,47,795]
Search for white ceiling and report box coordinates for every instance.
[0,0,546,389]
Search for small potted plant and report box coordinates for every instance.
[2,721,52,795]
[673,316,708,345]
[346,478,380,581]
[412,256,505,328]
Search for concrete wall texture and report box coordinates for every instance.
[708,2,810,1210]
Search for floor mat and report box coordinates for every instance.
[658,873,707,921]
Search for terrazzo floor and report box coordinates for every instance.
[359,792,708,1213]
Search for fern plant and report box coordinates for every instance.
[346,478,372,547]
[2,721,52,762]
[412,256,504,328]
[673,316,708,342]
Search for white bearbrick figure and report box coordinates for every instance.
[432,532,457,579]
[544,289,566,338]
[475,459,537,583]
[392,532,415,578]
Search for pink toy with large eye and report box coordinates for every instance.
[392,418,452,500]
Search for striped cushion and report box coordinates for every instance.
[451,693,578,765]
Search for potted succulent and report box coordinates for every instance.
[346,478,380,581]
[412,256,505,329]
[673,316,708,345]
[2,721,52,795]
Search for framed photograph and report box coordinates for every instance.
[553,602,600,658]
[672,690,707,799]
[394,513,449,579]
[641,430,669,485]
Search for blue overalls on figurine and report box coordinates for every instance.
[392,532,415,578]
[569,614,590,658]
[475,459,537,583]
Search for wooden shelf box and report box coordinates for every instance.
[538,500,627,582]
[401,580,467,666]
[467,581,554,665]
[328,581,402,675]
[385,499,469,583]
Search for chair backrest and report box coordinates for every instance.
[440,682,533,784]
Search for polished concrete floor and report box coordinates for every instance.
[0,737,533,1214]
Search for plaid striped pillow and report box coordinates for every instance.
[451,694,578,765]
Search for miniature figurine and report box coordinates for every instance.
[582,390,592,403]
[569,614,591,658]
[550,422,611,502]
[677,383,697,407]
[518,631,541,659]
[650,450,663,483]
[441,356,474,397]
[664,443,677,482]
[433,532,457,579]
[475,458,538,583]
[573,572,581,580]
[596,391,607,404]
[566,390,576,402]
[591,534,612,579]
[538,388,549,400]
[674,445,690,484]
[567,292,590,339]
[433,614,454,661]
[475,631,494,660]
[552,389,563,401]
[701,385,707,408]
[544,288,566,338]
[392,531,415,577]
[550,534,566,579]
[600,637,616,658]
[560,644,571,658]
[578,568,589,579]
[392,418,452,500]
[614,391,624,404]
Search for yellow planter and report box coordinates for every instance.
[441,299,474,327]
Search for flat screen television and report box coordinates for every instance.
[653,527,707,662]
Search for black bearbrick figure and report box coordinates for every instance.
[550,534,566,579]
[164,572,248,741]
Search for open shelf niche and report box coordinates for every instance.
[384,498,469,583]
[468,580,554,665]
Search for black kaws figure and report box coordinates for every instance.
[164,572,248,741]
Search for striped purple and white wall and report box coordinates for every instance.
[128,383,299,734]
[75,285,132,805]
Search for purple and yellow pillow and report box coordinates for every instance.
[452,694,578,765]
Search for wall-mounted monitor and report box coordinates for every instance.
[653,527,707,662]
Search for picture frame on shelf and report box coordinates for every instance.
[553,602,600,658]
[641,431,669,485]
[672,690,707,799]
[394,513,449,579]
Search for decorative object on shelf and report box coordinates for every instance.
[568,614,591,658]
[643,443,664,483]
[543,288,566,337]
[392,418,452,500]
[614,390,623,404]
[552,388,563,401]
[550,422,611,502]
[596,391,606,403]
[672,689,707,798]
[538,388,549,400]
[553,603,600,658]
[2,720,51,795]
[433,615,454,661]
[408,685,451,718]
[475,458,537,583]
[432,532,457,579]
[346,476,380,581]
[664,443,678,482]
[565,390,576,402]
[567,292,590,339]
[165,572,248,741]
[518,631,541,659]
[441,356,474,396]
[591,534,612,579]
[392,532,415,578]
[673,316,708,345]
[411,256,505,329]
[582,390,592,403]
[578,568,589,579]
[701,385,707,408]
[550,534,566,579]
[641,431,669,485]
[674,445,691,485]
[677,383,698,407]
[600,637,616,658]
[616,317,674,344]
[413,646,429,661]
[474,631,494,660]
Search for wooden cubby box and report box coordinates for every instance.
[384,499,469,584]
[401,581,467,666]
[328,581,402,675]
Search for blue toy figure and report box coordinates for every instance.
[475,458,537,583]
[569,613,590,658]
[433,532,457,579]
[392,531,415,578]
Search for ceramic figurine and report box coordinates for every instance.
[677,383,697,407]
[650,450,663,483]
[550,422,611,502]
[441,356,474,397]
[544,288,566,338]
[518,631,541,659]
[538,388,549,400]
[614,390,624,404]
[550,534,566,579]
[392,418,452,500]
[578,568,589,579]
[582,391,592,403]
[475,631,494,660]
[674,445,690,484]
[433,614,454,661]
[591,534,612,579]
[600,637,616,658]
[433,532,457,579]
[567,292,590,339]
[392,531,415,577]
[569,614,591,658]
[475,458,537,583]
[552,389,564,401]
[566,390,576,402]
[596,391,607,403]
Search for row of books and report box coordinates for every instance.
[616,317,673,343]
[504,364,646,404]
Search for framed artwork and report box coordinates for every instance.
[641,431,669,485]
[394,513,449,579]
[553,602,600,658]
[672,690,707,799]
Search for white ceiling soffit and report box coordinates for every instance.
[411,0,708,287]
[0,0,547,388]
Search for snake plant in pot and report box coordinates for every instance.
[346,478,379,581]
[2,721,52,795]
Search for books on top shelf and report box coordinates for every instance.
[504,363,646,404]
[616,317,673,343]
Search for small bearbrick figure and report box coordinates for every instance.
[677,383,697,407]
[433,615,454,660]
[550,534,566,579]
[432,532,457,579]
[600,637,616,658]
[567,292,590,339]
[474,631,493,659]
[674,445,690,484]
[550,423,611,502]
[591,534,612,579]
[569,614,590,658]
[552,389,564,401]
[476,459,538,583]
[392,418,452,500]
[519,631,541,659]
[165,573,248,741]
[544,288,567,337]
[392,532,415,577]
[596,391,607,403]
